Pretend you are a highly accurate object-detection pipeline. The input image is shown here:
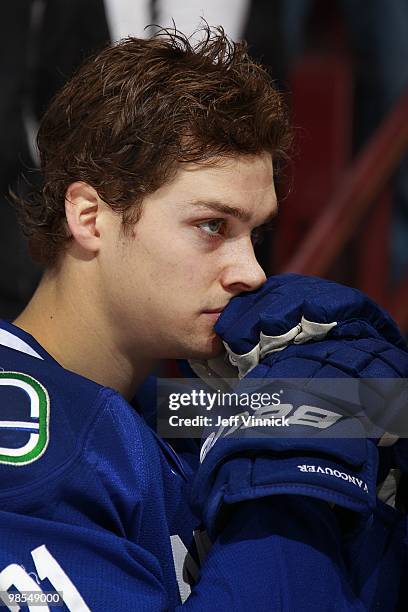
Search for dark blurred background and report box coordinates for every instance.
[1,0,407,331]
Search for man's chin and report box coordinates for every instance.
[203,334,224,359]
[183,333,224,361]
[156,329,223,361]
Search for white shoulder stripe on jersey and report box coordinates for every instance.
[0,329,43,360]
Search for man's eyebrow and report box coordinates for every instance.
[186,199,278,224]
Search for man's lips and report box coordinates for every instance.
[203,307,226,314]
[202,307,227,323]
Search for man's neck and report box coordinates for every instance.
[14,261,155,400]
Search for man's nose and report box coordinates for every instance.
[220,238,267,294]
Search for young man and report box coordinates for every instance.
[0,26,406,611]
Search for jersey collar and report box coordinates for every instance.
[0,320,61,365]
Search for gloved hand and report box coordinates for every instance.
[191,274,408,537]
[216,273,406,379]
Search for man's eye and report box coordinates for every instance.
[198,219,225,237]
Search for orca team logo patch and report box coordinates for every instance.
[0,372,50,465]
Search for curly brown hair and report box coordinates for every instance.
[16,25,291,265]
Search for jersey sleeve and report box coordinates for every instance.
[0,510,168,612]
[0,495,373,612]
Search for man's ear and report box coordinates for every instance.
[65,182,102,255]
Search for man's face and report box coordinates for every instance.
[98,153,277,359]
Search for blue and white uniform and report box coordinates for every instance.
[0,271,406,611]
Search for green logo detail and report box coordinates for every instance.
[0,372,50,465]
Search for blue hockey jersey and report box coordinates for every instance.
[0,320,206,610]
[0,319,405,611]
